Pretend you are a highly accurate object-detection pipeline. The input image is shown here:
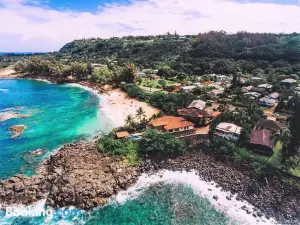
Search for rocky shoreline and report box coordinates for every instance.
[0,141,140,210]
[139,149,300,224]
[0,141,299,223]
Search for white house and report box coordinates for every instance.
[215,122,242,142]
[258,84,273,89]
[181,85,197,93]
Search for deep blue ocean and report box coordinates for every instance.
[0,79,273,225]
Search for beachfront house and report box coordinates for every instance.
[280,78,297,87]
[148,116,195,137]
[214,122,242,142]
[258,97,277,107]
[115,131,130,139]
[249,129,275,155]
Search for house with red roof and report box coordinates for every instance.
[249,129,275,155]
[148,116,195,137]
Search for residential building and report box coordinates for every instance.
[258,84,273,90]
[181,85,197,93]
[115,131,130,139]
[208,89,224,99]
[255,119,286,132]
[242,86,253,93]
[188,100,206,111]
[258,97,277,107]
[216,75,231,83]
[250,77,263,82]
[280,78,297,87]
[148,116,195,137]
[214,122,242,142]
[136,71,147,77]
[243,92,261,100]
[268,92,280,100]
[249,129,275,155]
[250,87,266,93]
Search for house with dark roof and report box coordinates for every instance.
[177,107,221,126]
[255,119,286,132]
[249,129,275,155]
[148,116,195,137]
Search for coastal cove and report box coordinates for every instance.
[0,79,114,179]
[0,77,298,225]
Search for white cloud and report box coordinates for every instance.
[0,0,300,52]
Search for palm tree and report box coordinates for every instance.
[125,114,134,128]
[136,107,146,121]
[271,128,292,160]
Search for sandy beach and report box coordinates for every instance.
[100,88,160,128]
[0,68,20,79]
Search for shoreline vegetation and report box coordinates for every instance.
[1,32,300,224]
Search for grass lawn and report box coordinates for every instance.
[140,78,175,89]
[250,141,300,178]
[269,141,283,168]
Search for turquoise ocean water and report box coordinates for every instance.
[0,79,269,225]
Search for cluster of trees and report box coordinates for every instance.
[98,129,187,165]
[13,57,137,84]
[122,84,196,115]
[56,32,300,78]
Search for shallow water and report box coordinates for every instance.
[0,79,112,179]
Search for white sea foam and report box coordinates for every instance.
[110,170,279,225]
[0,89,9,92]
[34,79,52,84]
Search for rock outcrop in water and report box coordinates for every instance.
[9,125,27,138]
[0,142,139,210]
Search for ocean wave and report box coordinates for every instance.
[0,89,9,92]
[109,170,278,225]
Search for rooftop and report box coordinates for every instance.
[268,92,280,99]
[216,122,242,134]
[250,129,275,149]
[258,84,273,89]
[188,100,206,110]
[149,116,194,131]
[281,78,297,83]
[115,131,130,138]
[256,119,286,131]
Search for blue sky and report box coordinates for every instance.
[0,0,300,52]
